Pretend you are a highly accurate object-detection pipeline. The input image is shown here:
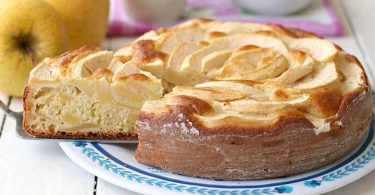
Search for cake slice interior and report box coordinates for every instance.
[23,46,163,139]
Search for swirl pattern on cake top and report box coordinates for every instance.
[114,19,367,134]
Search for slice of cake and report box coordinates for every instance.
[23,46,163,139]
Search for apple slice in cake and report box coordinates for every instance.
[23,46,163,139]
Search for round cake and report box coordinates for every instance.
[119,19,372,180]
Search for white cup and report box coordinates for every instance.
[122,0,187,24]
[233,0,312,16]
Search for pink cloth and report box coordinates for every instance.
[107,0,343,37]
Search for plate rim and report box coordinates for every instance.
[60,117,375,195]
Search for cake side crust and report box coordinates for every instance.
[135,87,372,179]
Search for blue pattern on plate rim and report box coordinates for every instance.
[74,141,294,194]
[304,141,375,188]
[72,92,375,194]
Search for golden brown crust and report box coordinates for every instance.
[118,73,151,82]
[236,44,260,51]
[289,28,322,38]
[309,88,342,117]
[345,54,369,86]
[262,24,321,38]
[138,106,314,136]
[54,46,99,69]
[139,88,369,136]
[92,68,113,79]
[133,40,167,63]
[206,31,227,39]
[167,95,215,115]
[195,17,215,23]
[23,85,31,113]
[24,126,138,140]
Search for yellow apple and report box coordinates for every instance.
[45,0,109,50]
[0,0,67,96]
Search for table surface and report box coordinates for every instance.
[1,1,375,194]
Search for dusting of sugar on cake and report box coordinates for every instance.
[180,122,189,134]
[184,117,200,135]
[177,113,184,121]
[144,143,152,148]
[189,126,199,135]
[314,119,344,135]
[175,113,200,135]
[334,121,343,126]
[161,123,173,133]
[163,123,173,128]
[156,113,201,135]
[314,122,331,135]
[136,121,152,131]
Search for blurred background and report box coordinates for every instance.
[108,0,343,37]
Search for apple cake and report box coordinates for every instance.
[24,19,372,179]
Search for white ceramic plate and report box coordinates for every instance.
[60,116,375,195]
